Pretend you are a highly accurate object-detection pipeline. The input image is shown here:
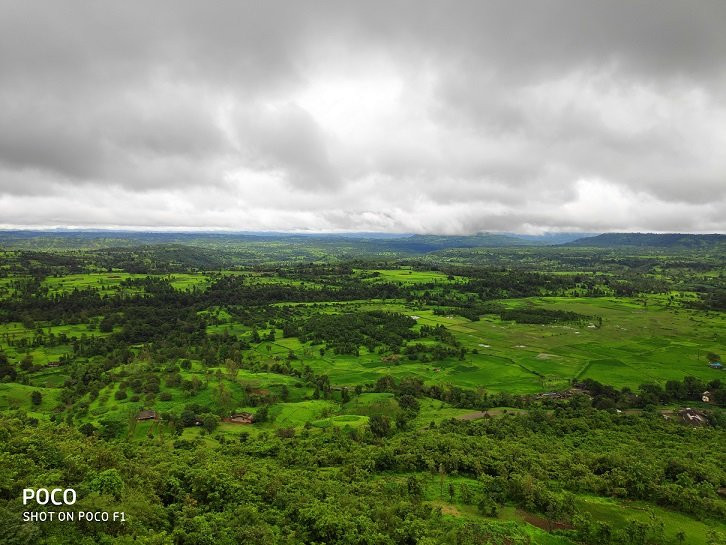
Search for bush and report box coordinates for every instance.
[276,427,296,438]
[79,423,96,436]
[199,413,219,433]
[255,406,269,423]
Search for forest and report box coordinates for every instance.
[0,235,724,544]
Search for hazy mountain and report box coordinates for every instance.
[565,233,726,248]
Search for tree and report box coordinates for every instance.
[215,381,233,415]
[224,358,239,380]
[99,316,114,333]
[255,406,269,423]
[407,475,423,502]
[98,418,125,440]
[20,354,33,372]
[79,422,96,436]
[90,469,123,500]
[460,483,473,504]
[200,413,220,433]
[397,394,420,412]
[395,412,410,431]
[180,408,197,427]
[0,352,16,381]
[369,414,390,438]
[30,390,42,406]
[477,494,498,517]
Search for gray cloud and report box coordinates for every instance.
[233,102,337,190]
[0,0,724,232]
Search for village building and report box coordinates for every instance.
[136,410,158,421]
[224,412,254,424]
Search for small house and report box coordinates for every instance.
[225,412,254,424]
[702,391,712,403]
[709,362,723,369]
[136,410,158,421]
[47,361,61,367]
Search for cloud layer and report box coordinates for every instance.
[1,0,725,233]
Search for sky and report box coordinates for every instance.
[1,0,725,234]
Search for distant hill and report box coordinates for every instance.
[375,233,539,252]
[0,230,553,252]
[7,230,721,254]
[565,233,726,249]
[504,232,598,244]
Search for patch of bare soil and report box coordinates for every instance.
[430,501,462,516]
[516,509,573,531]
[456,411,489,420]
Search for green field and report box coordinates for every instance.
[41,272,210,295]
[1,250,724,545]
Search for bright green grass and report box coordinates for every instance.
[269,400,338,428]
[40,293,723,414]
[311,414,369,429]
[0,276,23,300]
[212,296,725,394]
[412,398,476,426]
[245,274,326,290]
[360,268,466,285]
[84,368,308,423]
[0,383,61,412]
[41,272,208,295]
[42,272,145,295]
[576,494,725,545]
[9,292,725,438]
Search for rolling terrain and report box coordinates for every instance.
[0,237,724,545]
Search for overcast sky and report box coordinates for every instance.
[1,1,725,234]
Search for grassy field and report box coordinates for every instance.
[576,494,724,545]
[41,272,209,295]
[228,295,725,394]
[0,382,61,412]
[359,267,466,285]
[3,280,723,437]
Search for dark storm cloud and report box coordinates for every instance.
[0,0,724,231]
